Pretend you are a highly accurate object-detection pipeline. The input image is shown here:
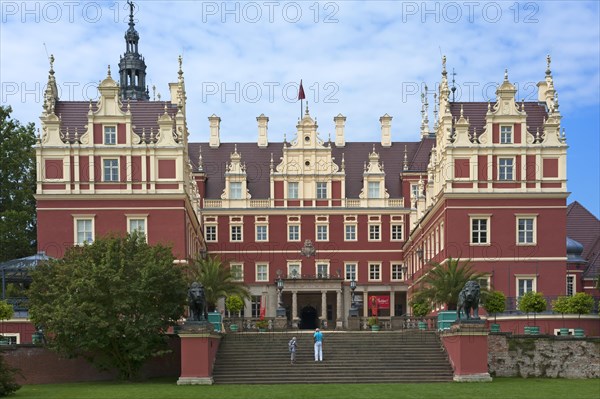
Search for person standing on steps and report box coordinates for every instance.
[288,336,298,365]
[314,328,323,361]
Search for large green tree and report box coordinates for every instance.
[186,256,250,311]
[28,233,187,380]
[412,258,488,310]
[0,105,37,262]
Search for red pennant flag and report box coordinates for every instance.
[259,294,266,320]
[298,80,306,100]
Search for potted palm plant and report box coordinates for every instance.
[484,290,506,332]
[225,295,244,332]
[518,291,547,334]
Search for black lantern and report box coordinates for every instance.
[349,278,359,317]
[276,271,286,317]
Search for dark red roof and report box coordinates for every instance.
[189,140,434,200]
[449,102,548,136]
[567,201,600,279]
[54,100,179,141]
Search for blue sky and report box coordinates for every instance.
[1,1,598,216]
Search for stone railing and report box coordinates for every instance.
[202,197,406,209]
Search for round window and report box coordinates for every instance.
[305,161,310,166]
[304,136,310,142]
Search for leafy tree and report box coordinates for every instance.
[0,106,37,262]
[568,292,595,317]
[518,291,547,314]
[0,354,21,397]
[483,290,506,323]
[185,256,250,311]
[225,295,244,316]
[0,301,13,322]
[552,296,571,315]
[412,258,487,310]
[28,233,187,380]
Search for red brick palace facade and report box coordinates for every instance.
[35,14,588,329]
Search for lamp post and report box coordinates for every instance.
[276,271,286,317]
[349,278,359,317]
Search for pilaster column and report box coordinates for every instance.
[321,290,327,321]
[362,287,369,318]
[336,289,343,328]
[390,291,396,317]
[292,290,298,320]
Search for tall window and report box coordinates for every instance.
[75,219,93,245]
[288,263,301,279]
[391,263,404,281]
[316,225,328,241]
[288,225,300,241]
[499,158,514,180]
[256,264,268,282]
[205,225,217,242]
[411,184,419,199]
[369,224,381,241]
[230,182,242,199]
[316,182,327,199]
[391,225,403,241]
[230,225,242,242]
[369,263,381,281]
[230,264,244,281]
[517,217,535,244]
[345,225,356,241]
[517,278,534,297]
[566,275,575,296]
[128,218,146,239]
[104,126,116,145]
[288,182,299,199]
[256,225,268,241]
[471,218,489,244]
[103,159,119,182]
[251,296,261,317]
[368,182,380,198]
[500,126,512,144]
[345,263,357,281]
[316,263,329,278]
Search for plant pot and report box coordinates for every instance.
[524,326,531,335]
[490,323,501,333]
[529,326,539,335]
[574,328,584,337]
[258,328,267,333]
[371,325,380,332]
[230,324,239,332]
[559,327,570,336]
[418,321,427,330]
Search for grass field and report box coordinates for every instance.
[15,378,600,399]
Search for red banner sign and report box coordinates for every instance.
[368,295,390,310]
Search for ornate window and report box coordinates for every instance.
[230,182,242,199]
[500,125,513,144]
[288,225,300,241]
[230,225,242,242]
[470,216,490,245]
[498,158,514,180]
[104,126,116,145]
[316,182,327,199]
[316,225,328,241]
[256,225,268,241]
[287,263,301,279]
[316,263,329,278]
[288,182,299,199]
[103,159,119,182]
[256,264,269,282]
[516,216,536,245]
[391,224,403,241]
[368,182,380,198]
[369,224,381,241]
[205,225,217,242]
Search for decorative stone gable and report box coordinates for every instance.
[358,146,389,206]
[221,145,251,201]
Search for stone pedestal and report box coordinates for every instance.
[177,322,221,385]
[347,317,361,331]
[441,322,492,382]
[274,317,288,330]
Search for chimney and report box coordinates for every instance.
[380,114,392,147]
[334,113,346,147]
[208,114,221,148]
[257,114,269,148]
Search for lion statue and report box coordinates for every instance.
[188,282,207,321]
[456,280,481,320]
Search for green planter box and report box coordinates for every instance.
[490,324,501,333]
[528,326,539,335]
[574,328,585,337]
[418,321,427,330]
[208,311,222,332]
[371,325,380,332]
[437,311,457,331]
[559,327,570,336]
[524,326,531,335]
[229,324,239,332]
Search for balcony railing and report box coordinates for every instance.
[503,295,600,314]
[203,197,405,209]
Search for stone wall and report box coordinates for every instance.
[488,333,600,378]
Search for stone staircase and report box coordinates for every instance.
[212,330,454,384]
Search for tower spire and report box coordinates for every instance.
[118,1,149,101]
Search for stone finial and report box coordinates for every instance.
[546,54,552,76]
[107,64,111,78]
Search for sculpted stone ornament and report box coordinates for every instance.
[300,239,316,258]
[456,280,481,321]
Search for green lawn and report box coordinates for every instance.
[15,378,600,399]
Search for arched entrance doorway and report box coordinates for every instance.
[299,305,318,329]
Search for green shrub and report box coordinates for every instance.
[411,300,430,317]
[518,291,547,313]
[569,292,594,316]
[484,290,506,314]
[551,296,571,314]
[225,295,244,315]
[0,355,21,397]
[367,316,379,327]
